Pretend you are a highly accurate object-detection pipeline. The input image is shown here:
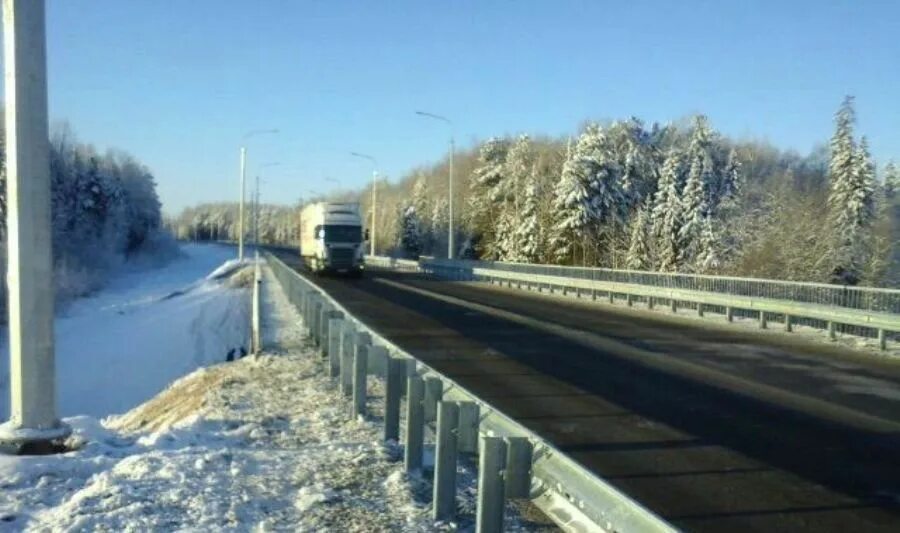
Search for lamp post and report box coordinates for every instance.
[0,0,71,452]
[350,152,378,256]
[415,111,455,259]
[239,129,278,260]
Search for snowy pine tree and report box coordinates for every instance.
[411,176,432,253]
[827,96,876,284]
[884,161,899,200]
[397,203,422,258]
[625,205,651,270]
[513,163,542,263]
[500,135,533,261]
[695,215,722,273]
[651,150,685,271]
[467,138,509,259]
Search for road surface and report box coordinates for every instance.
[272,249,900,532]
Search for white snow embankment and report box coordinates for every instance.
[0,263,546,532]
[0,243,251,420]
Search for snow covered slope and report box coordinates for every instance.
[0,263,546,532]
[0,243,251,420]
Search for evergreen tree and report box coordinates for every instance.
[678,155,709,268]
[467,138,509,259]
[513,163,542,263]
[884,161,899,199]
[719,148,742,207]
[397,203,422,258]
[500,135,533,260]
[411,176,432,253]
[652,150,685,271]
[696,215,722,273]
[431,196,449,257]
[827,96,875,284]
[625,205,651,270]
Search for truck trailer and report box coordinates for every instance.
[299,202,366,276]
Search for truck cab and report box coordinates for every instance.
[300,202,366,276]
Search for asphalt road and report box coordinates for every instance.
[272,250,900,532]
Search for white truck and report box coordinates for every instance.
[299,202,367,276]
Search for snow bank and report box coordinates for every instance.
[0,262,545,531]
[0,243,251,420]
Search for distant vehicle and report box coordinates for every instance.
[299,202,367,276]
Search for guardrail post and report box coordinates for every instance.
[697,303,704,317]
[252,258,261,356]
[340,325,357,394]
[608,291,614,304]
[504,437,533,499]
[828,321,836,340]
[726,306,734,322]
[352,344,368,418]
[367,345,389,377]
[759,311,768,329]
[328,317,344,376]
[877,329,886,351]
[318,304,334,353]
[384,357,404,441]
[457,401,480,454]
[670,299,677,313]
[591,288,597,301]
[648,296,655,310]
[312,300,324,345]
[424,377,444,423]
[476,435,507,533]
[433,401,459,521]
[405,376,425,473]
[785,314,793,332]
[626,294,634,307]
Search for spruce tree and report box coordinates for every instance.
[515,164,542,263]
[884,161,899,199]
[652,150,684,271]
[467,138,509,258]
[696,215,722,273]
[625,205,651,270]
[827,96,875,284]
[397,203,422,258]
[501,135,533,260]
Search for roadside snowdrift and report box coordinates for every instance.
[0,244,250,420]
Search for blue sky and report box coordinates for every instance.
[20,1,900,214]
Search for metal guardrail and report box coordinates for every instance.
[364,256,420,272]
[266,252,677,533]
[422,258,900,314]
[416,259,899,351]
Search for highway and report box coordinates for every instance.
[272,249,900,532]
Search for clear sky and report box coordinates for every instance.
[15,0,900,214]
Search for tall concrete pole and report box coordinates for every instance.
[415,111,455,259]
[238,146,247,260]
[0,0,70,449]
[371,170,377,256]
[448,137,455,260]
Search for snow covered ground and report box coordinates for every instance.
[0,243,251,420]
[0,260,549,531]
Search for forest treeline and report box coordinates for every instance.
[176,97,899,287]
[1,123,174,304]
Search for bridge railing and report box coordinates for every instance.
[422,258,900,314]
[267,251,678,533]
[364,255,899,349]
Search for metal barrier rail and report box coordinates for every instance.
[266,252,677,533]
[364,256,420,272]
[418,260,900,351]
[421,258,900,314]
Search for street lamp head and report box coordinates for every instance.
[243,128,279,140]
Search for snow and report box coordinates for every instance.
[0,243,251,419]
[0,259,547,531]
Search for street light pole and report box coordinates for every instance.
[415,111,455,259]
[0,0,70,451]
[350,152,378,256]
[239,129,278,261]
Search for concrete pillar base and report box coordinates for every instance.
[0,421,72,455]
